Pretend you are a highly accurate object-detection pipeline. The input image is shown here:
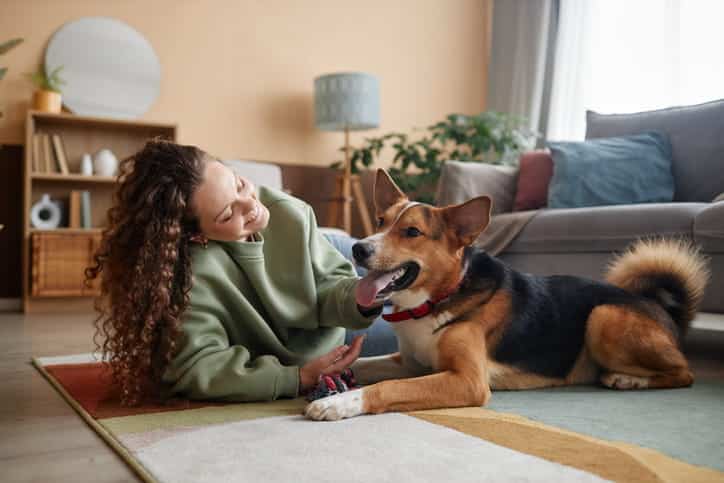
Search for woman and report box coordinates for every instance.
[87,139,384,406]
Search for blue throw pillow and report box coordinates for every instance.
[547,132,674,209]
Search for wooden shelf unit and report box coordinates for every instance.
[22,110,177,313]
[30,173,117,183]
[30,228,103,235]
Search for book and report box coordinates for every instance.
[51,134,70,174]
[47,134,58,173]
[31,133,41,172]
[69,190,82,228]
[80,190,92,228]
[39,133,46,172]
[41,133,55,173]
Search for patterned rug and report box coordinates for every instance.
[33,354,724,483]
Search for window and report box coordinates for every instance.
[547,0,724,140]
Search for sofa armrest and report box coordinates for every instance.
[694,200,724,252]
[224,159,283,191]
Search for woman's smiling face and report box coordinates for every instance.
[192,160,270,241]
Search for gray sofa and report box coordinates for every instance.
[437,100,724,315]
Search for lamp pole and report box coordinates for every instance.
[342,126,352,234]
[315,72,378,237]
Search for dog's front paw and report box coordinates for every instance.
[304,390,365,421]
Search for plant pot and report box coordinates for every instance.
[32,89,62,113]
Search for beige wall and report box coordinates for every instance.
[0,0,491,166]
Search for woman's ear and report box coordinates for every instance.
[442,196,492,246]
[374,169,407,214]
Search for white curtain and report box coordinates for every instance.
[546,0,724,141]
[487,0,556,137]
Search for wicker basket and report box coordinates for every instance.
[31,232,101,297]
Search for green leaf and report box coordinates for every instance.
[332,110,530,198]
[0,67,6,80]
[47,65,66,92]
[25,71,44,89]
[0,38,23,56]
[362,150,372,167]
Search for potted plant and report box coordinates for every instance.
[27,65,65,113]
[0,37,24,119]
[335,112,535,204]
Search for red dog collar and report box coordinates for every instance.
[381,263,466,323]
[382,288,458,323]
[383,300,438,322]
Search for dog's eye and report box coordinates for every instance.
[405,227,422,238]
[377,217,384,228]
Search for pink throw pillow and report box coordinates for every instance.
[513,150,554,211]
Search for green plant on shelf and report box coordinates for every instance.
[26,65,66,93]
[332,112,536,204]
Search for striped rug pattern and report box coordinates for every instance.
[33,354,723,483]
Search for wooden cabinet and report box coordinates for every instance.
[23,111,177,312]
[31,231,101,297]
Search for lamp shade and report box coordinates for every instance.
[314,72,380,132]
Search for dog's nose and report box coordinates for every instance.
[352,242,374,264]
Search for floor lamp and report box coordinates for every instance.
[314,72,378,236]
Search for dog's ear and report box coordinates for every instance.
[443,196,492,246]
[374,169,407,214]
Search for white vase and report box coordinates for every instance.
[81,153,93,175]
[93,149,118,177]
[31,193,62,229]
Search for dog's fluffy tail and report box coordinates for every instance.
[605,238,710,335]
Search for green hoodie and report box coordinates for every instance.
[162,186,378,402]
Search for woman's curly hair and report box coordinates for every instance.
[86,139,209,405]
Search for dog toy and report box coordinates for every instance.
[305,368,358,401]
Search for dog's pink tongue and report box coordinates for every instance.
[356,270,396,307]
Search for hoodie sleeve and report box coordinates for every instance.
[306,205,381,330]
[162,294,299,402]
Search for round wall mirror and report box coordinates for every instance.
[45,17,161,119]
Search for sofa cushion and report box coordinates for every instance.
[435,160,518,214]
[694,201,724,253]
[505,203,707,253]
[585,99,724,202]
[513,150,553,211]
[225,159,283,190]
[547,133,675,209]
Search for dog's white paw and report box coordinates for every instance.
[304,390,365,421]
[601,373,649,390]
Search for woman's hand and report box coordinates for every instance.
[299,335,366,392]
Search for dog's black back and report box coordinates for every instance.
[457,247,645,378]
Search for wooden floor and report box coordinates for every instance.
[2,312,723,482]
[1,312,136,482]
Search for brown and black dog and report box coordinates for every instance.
[304,169,709,421]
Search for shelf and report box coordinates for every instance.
[23,110,177,312]
[29,228,103,234]
[31,173,117,183]
[28,110,177,131]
